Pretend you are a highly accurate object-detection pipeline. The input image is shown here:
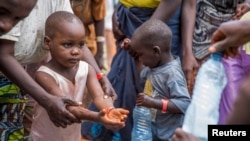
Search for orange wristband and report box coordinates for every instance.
[96,72,104,80]
[161,99,168,113]
[104,107,115,114]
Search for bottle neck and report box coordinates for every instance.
[210,52,223,61]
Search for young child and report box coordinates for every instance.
[29,11,129,141]
[123,19,191,141]
[82,1,183,140]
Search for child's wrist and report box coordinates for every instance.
[104,107,115,115]
[161,99,169,113]
[95,112,101,123]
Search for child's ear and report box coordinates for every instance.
[153,46,161,56]
[43,36,51,50]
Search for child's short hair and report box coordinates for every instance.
[45,11,83,37]
[132,19,172,51]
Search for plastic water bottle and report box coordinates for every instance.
[182,52,227,141]
[131,106,152,141]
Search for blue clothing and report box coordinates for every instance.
[81,3,182,141]
[141,57,190,141]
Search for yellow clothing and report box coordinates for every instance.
[120,0,160,8]
[84,24,97,55]
[241,11,250,55]
[71,0,106,26]
[71,0,106,55]
[143,79,153,96]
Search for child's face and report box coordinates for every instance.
[48,20,85,68]
[131,40,160,68]
[0,0,36,35]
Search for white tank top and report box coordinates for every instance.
[30,61,88,141]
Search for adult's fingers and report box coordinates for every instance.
[113,25,125,41]
[53,122,62,128]
[111,93,118,102]
[49,112,69,128]
[211,29,226,44]
[57,106,80,125]
[62,97,81,123]
[209,39,229,53]
[64,109,81,123]
[54,121,66,128]
[102,84,118,102]
[62,97,81,106]
[209,29,228,53]
[49,116,64,127]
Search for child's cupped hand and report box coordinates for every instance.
[98,108,129,131]
[106,108,129,122]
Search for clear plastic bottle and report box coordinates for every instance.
[131,106,152,141]
[182,53,227,141]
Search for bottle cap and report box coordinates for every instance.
[214,52,223,56]
[210,52,223,60]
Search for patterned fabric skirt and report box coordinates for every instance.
[193,1,235,60]
[0,74,27,141]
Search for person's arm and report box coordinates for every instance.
[209,20,250,53]
[181,0,198,93]
[67,105,102,122]
[86,65,129,129]
[151,0,182,22]
[35,67,128,130]
[81,46,117,100]
[87,64,116,109]
[94,19,105,70]
[112,0,182,41]
[0,39,80,128]
[92,0,106,70]
[67,105,127,130]
[136,93,182,113]
[112,3,125,41]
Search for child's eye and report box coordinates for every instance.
[79,42,85,48]
[63,43,72,48]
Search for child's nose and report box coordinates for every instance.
[71,48,80,55]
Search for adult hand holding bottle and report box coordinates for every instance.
[209,20,250,53]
